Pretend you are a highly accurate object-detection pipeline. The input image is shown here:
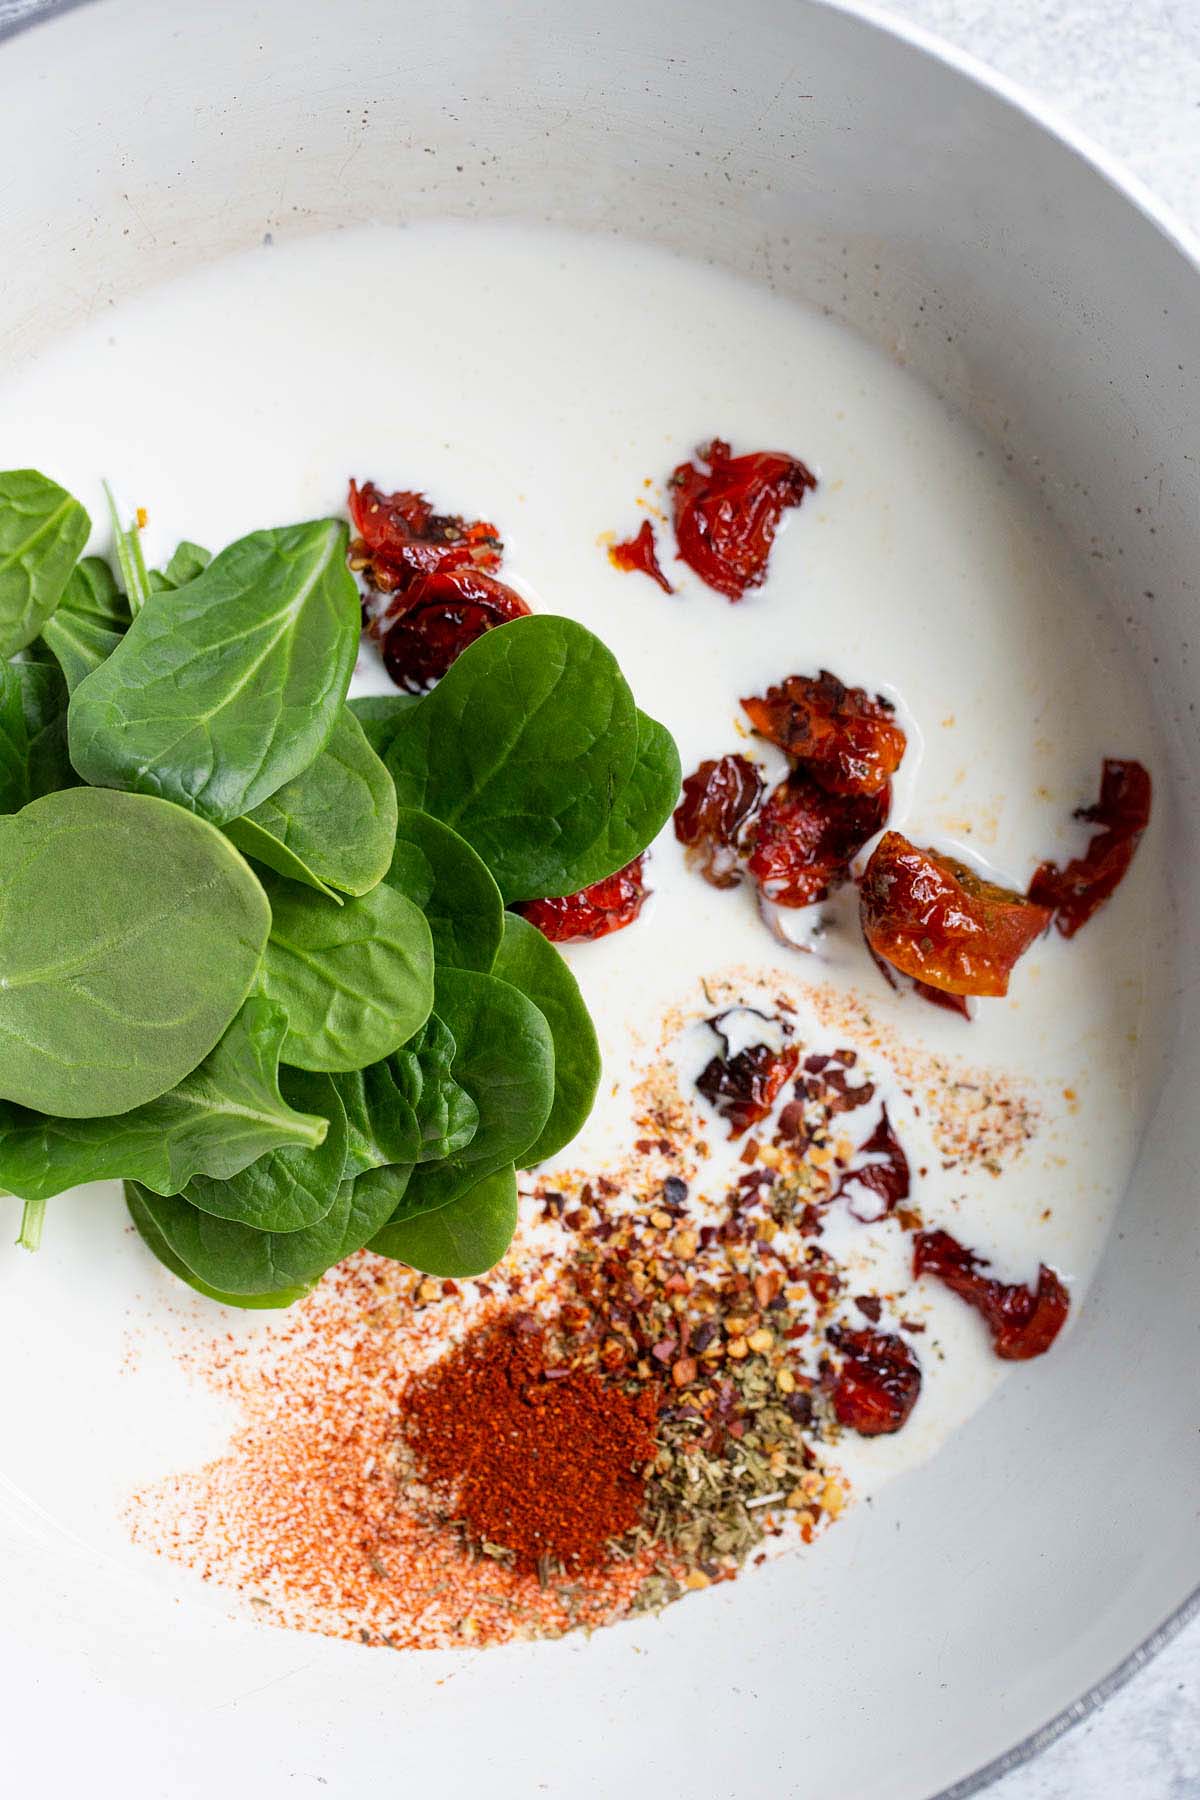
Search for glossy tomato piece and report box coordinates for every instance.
[516,856,648,943]
[860,832,1051,998]
[669,437,816,600]
[379,568,531,693]
[745,773,889,907]
[741,670,906,798]
[695,1040,800,1139]
[1029,757,1151,938]
[673,753,765,889]
[834,1104,910,1223]
[609,520,674,594]
[913,1229,1070,1360]
[828,1326,921,1436]
[348,478,502,594]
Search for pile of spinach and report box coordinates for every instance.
[0,470,680,1300]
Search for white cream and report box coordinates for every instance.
[0,222,1169,1538]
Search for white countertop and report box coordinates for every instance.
[0,0,1197,1794]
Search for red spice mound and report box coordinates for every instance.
[860,832,1051,997]
[348,478,502,593]
[834,1104,911,1223]
[1029,757,1151,938]
[913,1229,1070,1361]
[828,1326,922,1436]
[609,520,674,594]
[670,438,816,600]
[403,1316,659,1575]
[741,670,906,798]
[673,753,765,889]
[746,773,890,907]
[696,1039,800,1139]
[379,567,530,693]
[516,855,649,943]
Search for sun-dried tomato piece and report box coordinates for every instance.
[913,1229,1070,1360]
[1029,758,1151,938]
[379,568,531,693]
[745,773,889,907]
[741,670,906,798]
[348,478,503,594]
[828,1326,921,1436]
[609,520,674,594]
[673,754,765,889]
[669,438,816,600]
[835,1104,911,1223]
[696,1041,801,1139]
[516,857,648,944]
[860,832,1051,998]
[864,933,973,1019]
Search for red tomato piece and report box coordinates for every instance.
[348,478,502,594]
[669,438,816,600]
[741,670,906,798]
[673,754,765,889]
[1028,757,1151,938]
[695,1041,800,1139]
[745,773,889,907]
[834,1104,910,1223]
[828,1326,921,1436]
[860,832,1051,998]
[516,857,649,944]
[609,520,674,594]
[379,568,531,693]
[913,1229,1070,1360]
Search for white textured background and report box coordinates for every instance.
[0,0,1197,1793]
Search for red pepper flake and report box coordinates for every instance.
[741,671,906,798]
[696,1041,801,1139]
[860,832,1051,998]
[669,438,816,600]
[609,520,674,594]
[913,1229,1070,1360]
[516,855,649,943]
[404,1316,659,1574]
[745,773,890,907]
[827,1326,921,1436]
[673,754,765,889]
[835,1104,911,1223]
[348,478,503,592]
[1028,758,1151,937]
[379,567,530,693]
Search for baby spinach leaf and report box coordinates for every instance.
[39,556,129,692]
[561,708,681,892]
[149,541,211,592]
[384,807,504,973]
[0,470,91,656]
[380,967,554,1222]
[259,871,434,1072]
[392,1014,479,1163]
[0,660,75,811]
[226,704,397,901]
[332,1016,478,1179]
[69,519,360,825]
[491,912,601,1165]
[129,1162,409,1297]
[104,485,151,615]
[370,1163,518,1275]
[0,787,270,1117]
[181,1067,348,1231]
[348,691,419,761]
[126,1183,316,1309]
[383,615,641,901]
[0,997,327,1202]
